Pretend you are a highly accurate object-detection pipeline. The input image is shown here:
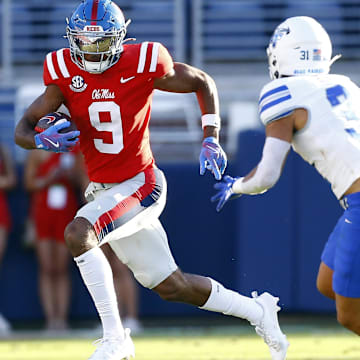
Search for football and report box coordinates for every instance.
[35,112,78,134]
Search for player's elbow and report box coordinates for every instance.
[14,129,21,147]
[14,134,25,149]
[193,68,217,94]
[14,124,32,150]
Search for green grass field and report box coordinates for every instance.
[0,322,359,360]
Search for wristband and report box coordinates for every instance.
[232,177,245,194]
[201,114,221,129]
[203,136,218,144]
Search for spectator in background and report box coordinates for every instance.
[101,244,143,335]
[0,144,16,336]
[24,148,84,332]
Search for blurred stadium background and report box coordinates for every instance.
[1,0,360,354]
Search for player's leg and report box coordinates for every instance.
[52,241,71,330]
[65,217,134,360]
[317,214,340,301]
[65,217,126,339]
[103,245,142,334]
[153,269,262,319]
[316,262,335,300]
[35,239,57,329]
[152,269,289,360]
[330,195,360,335]
[110,219,288,360]
[102,244,127,315]
[65,169,166,359]
[335,294,360,335]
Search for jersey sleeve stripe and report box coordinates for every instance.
[259,85,289,104]
[137,42,149,73]
[46,52,59,80]
[259,89,291,109]
[260,95,292,114]
[56,49,70,78]
[91,0,99,25]
[268,110,294,123]
[149,42,160,72]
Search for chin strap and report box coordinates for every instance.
[123,37,136,44]
[330,54,342,66]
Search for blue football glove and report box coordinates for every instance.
[199,137,227,180]
[211,175,242,212]
[34,120,80,153]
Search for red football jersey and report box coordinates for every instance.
[43,42,174,183]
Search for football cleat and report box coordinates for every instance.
[88,328,135,360]
[251,291,289,360]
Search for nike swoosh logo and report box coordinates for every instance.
[120,76,135,84]
[44,137,59,148]
[345,218,352,224]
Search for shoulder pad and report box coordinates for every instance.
[43,48,71,85]
[259,77,305,126]
[136,42,173,77]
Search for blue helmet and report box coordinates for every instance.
[66,0,130,73]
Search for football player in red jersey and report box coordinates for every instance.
[15,1,287,359]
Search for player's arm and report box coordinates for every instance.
[154,62,220,138]
[14,84,65,149]
[235,108,307,193]
[211,109,307,211]
[233,113,294,194]
[154,62,227,179]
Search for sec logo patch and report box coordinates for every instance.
[70,75,88,92]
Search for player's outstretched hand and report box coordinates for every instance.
[35,119,80,153]
[199,137,227,180]
[211,175,242,212]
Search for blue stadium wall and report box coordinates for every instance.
[0,130,339,322]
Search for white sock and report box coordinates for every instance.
[199,278,263,325]
[74,247,124,339]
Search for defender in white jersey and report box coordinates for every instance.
[212,16,360,335]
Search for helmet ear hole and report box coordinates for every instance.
[274,71,279,79]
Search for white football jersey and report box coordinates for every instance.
[259,74,360,199]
